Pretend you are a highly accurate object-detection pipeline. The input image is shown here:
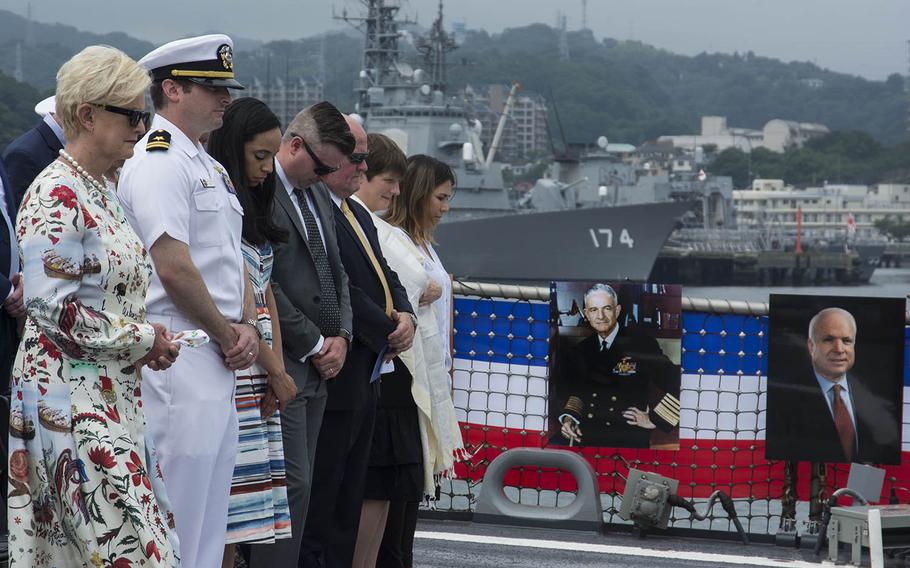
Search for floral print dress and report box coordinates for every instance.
[8,160,179,567]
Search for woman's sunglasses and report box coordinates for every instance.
[93,103,151,129]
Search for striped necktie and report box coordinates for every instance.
[340,198,392,316]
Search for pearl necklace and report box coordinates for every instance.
[58,149,106,192]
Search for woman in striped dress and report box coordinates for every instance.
[207,97,297,566]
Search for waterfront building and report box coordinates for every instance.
[733,179,910,239]
[246,76,324,128]
[659,115,829,154]
[462,84,549,162]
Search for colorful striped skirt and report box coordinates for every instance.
[225,369,292,544]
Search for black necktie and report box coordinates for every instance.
[294,187,340,336]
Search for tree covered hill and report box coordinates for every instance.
[0,9,906,151]
[0,72,42,149]
[447,25,908,146]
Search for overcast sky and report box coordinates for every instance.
[11,0,908,80]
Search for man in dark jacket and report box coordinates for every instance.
[2,97,65,216]
[551,283,680,448]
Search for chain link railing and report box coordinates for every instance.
[432,280,910,537]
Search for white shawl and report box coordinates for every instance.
[358,200,466,496]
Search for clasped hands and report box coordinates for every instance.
[220,322,260,370]
[384,309,415,363]
[137,323,181,371]
[312,335,347,380]
[260,368,297,419]
[312,309,416,379]
[559,406,656,445]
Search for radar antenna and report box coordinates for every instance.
[414,0,458,93]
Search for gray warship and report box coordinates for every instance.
[520,140,882,285]
[342,0,693,282]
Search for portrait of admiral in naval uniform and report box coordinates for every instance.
[766,295,904,465]
[548,282,682,450]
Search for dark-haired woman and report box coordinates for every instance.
[207,97,297,566]
[354,148,466,568]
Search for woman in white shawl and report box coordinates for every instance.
[351,136,465,568]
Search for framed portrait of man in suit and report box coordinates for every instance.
[766,294,904,464]
[547,281,682,450]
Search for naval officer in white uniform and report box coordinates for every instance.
[118,34,260,568]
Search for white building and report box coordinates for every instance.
[733,179,910,239]
[247,76,324,128]
[463,84,549,162]
[659,116,829,155]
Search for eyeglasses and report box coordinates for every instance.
[290,133,342,176]
[348,152,369,165]
[93,104,151,129]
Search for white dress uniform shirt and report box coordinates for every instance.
[118,114,245,320]
[43,113,66,147]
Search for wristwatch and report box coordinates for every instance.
[244,318,263,340]
[338,328,353,351]
[405,312,418,329]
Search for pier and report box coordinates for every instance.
[881,242,910,267]
[652,248,868,286]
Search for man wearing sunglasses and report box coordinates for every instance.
[248,101,355,568]
[118,34,257,568]
[299,114,416,568]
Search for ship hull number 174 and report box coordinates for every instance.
[589,228,634,249]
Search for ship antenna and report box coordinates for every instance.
[335,0,415,114]
[547,86,570,157]
[414,0,457,93]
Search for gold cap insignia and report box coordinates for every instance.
[218,44,233,71]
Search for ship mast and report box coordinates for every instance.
[414,0,458,93]
[336,0,410,113]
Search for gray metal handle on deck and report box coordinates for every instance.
[474,448,603,531]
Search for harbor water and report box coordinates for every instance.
[686,266,910,304]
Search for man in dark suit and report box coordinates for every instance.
[300,115,415,568]
[0,159,23,381]
[767,307,901,464]
[0,158,25,537]
[551,283,680,449]
[2,97,66,216]
[247,102,354,568]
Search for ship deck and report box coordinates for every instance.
[413,518,865,567]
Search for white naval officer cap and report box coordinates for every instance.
[139,34,244,89]
[34,95,56,117]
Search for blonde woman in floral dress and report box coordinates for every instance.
[7,46,181,566]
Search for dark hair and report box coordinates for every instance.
[149,78,193,110]
[365,133,407,181]
[207,97,288,246]
[385,154,456,245]
[285,101,355,155]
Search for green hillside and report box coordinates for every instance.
[0,9,906,152]
[446,26,908,146]
[0,72,42,149]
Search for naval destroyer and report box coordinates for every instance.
[341,0,692,282]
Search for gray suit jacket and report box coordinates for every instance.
[270,181,352,389]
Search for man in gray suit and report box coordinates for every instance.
[247,101,355,568]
